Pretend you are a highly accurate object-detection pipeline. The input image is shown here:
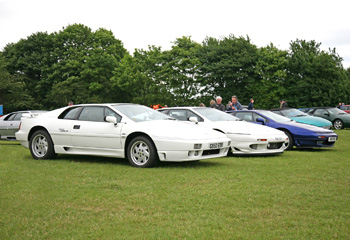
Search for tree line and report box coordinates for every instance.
[1,23,349,114]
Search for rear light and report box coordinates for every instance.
[19,122,21,130]
[257,139,267,141]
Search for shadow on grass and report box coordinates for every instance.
[293,148,335,152]
[0,141,20,146]
[25,154,223,169]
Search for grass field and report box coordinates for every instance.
[1,130,350,239]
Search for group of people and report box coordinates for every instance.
[337,102,346,109]
[203,96,255,111]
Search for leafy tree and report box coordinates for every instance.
[160,37,204,106]
[111,46,170,106]
[198,35,258,105]
[0,53,36,113]
[286,39,348,107]
[249,44,288,109]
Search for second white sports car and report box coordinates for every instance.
[159,107,289,155]
[16,104,231,167]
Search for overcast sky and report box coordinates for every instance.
[1,0,349,68]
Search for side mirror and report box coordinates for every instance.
[256,118,265,125]
[105,116,117,125]
[324,113,329,116]
[189,117,198,124]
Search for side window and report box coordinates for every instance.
[5,114,16,121]
[78,107,105,122]
[187,110,204,122]
[314,109,327,116]
[60,107,83,120]
[168,110,187,121]
[253,113,266,122]
[105,108,122,123]
[13,113,24,121]
[235,112,253,122]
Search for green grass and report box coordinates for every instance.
[1,131,350,239]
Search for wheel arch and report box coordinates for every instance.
[213,128,226,134]
[124,132,157,158]
[28,126,50,141]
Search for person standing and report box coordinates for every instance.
[210,96,225,111]
[248,98,254,110]
[281,100,288,108]
[227,96,242,111]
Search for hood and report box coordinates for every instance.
[290,115,332,127]
[134,120,228,140]
[207,121,285,136]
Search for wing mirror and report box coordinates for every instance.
[324,113,329,116]
[105,116,117,125]
[256,118,265,125]
[189,117,199,124]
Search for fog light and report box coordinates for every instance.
[218,143,223,148]
[318,136,325,139]
[194,151,199,156]
[194,144,202,149]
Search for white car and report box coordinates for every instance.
[159,107,289,155]
[0,110,47,140]
[15,104,231,168]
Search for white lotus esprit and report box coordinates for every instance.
[15,104,231,167]
[159,107,289,155]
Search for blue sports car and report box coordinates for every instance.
[228,110,338,150]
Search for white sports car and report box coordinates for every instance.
[159,107,289,155]
[16,104,231,167]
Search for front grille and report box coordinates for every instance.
[267,142,284,149]
[203,149,220,156]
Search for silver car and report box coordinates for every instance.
[0,111,47,140]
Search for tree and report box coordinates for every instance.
[111,46,170,106]
[286,39,348,107]
[198,35,258,105]
[249,44,288,109]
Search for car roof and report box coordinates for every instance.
[269,108,294,111]
[309,107,336,109]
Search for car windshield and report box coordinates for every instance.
[281,109,308,117]
[195,108,239,121]
[327,108,347,115]
[257,111,293,122]
[112,104,170,122]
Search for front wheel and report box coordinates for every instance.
[127,136,159,168]
[281,130,294,150]
[333,119,344,130]
[29,130,56,159]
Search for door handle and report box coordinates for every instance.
[73,125,80,129]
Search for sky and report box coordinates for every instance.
[1,0,350,68]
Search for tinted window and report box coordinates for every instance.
[168,110,187,121]
[105,108,122,123]
[5,114,16,121]
[78,107,105,122]
[235,112,253,122]
[60,107,83,120]
[253,113,267,122]
[13,113,24,121]
[314,109,328,116]
[187,110,204,122]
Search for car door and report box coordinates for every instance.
[313,109,332,121]
[71,106,123,150]
[0,113,21,138]
[7,112,25,137]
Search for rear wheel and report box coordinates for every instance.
[127,136,159,168]
[29,130,56,159]
[333,119,343,130]
[281,130,294,150]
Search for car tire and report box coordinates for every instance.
[333,119,344,130]
[281,130,294,150]
[29,130,57,159]
[127,136,159,168]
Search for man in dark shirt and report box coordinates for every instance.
[227,96,242,111]
[210,96,225,111]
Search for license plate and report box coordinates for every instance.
[328,137,337,142]
[210,143,218,149]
